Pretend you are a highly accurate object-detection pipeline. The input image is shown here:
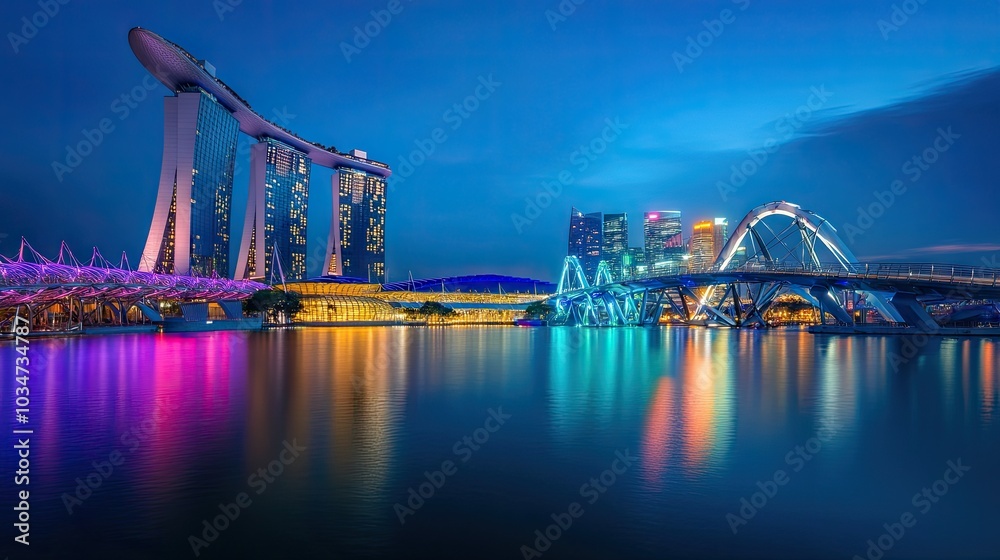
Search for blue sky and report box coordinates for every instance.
[1,0,998,281]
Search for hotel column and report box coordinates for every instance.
[323,169,343,276]
[235,142,267,280]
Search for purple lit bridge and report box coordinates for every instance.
[0,240,268,332]
[550,202,1000,333]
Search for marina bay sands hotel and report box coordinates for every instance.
[129,28,390,282]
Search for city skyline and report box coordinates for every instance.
[566,207,734,281]
[2,1,999,283]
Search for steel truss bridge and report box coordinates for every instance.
[1,240,268,331]
[548,201,1000,330]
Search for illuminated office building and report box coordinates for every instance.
[568,208,603,283]
[236,138,311,281]
[624,246,645,279]
[325,158,387,283]
[731,246,748,269]
[713,217,729,260]
[602,213,628,281]
[690,220,715,273]
[643,211,683,275]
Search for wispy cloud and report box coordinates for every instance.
[860,243,1000,261]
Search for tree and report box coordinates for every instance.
[524,301,554,320]
[244,290,279,316]
[277,291,304,320]
[417,301,455,317]
[243,289,303,323]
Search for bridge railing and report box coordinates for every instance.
[707,262,1000,287]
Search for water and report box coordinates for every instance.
[1,327,998,559]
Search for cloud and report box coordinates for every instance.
[860,244,1000,261]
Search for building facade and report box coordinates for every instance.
[624,246,645,279]
[285,275,554,325]
[689,220,715,273]
[643,211,683,275]
[326,158,387,283]
[568,208,603,283]
[236,138,311,282]
[713,217,729,261]
[602,213,628,281]
[140,89,240,277]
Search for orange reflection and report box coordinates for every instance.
[681,334,715,470]
[324,328,406,513]
[982,340,996,421]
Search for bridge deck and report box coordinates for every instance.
[556,263,1000,301]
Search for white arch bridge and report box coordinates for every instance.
[547,202,1000,330]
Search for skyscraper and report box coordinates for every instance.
[326,159,387,283]
[602,213,628,281]
[140,88,240,277]
[235,138,311,282]
[130,28,393,284]
[568,208,603,283]
[713,217,729,260]
[690,220,715,273]
[624,246,645,279]
[643,211,683,275]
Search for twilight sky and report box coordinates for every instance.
[1,0,999,281]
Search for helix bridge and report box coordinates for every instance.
[1,239,267,332]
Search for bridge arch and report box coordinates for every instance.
[712,201,903,322]
[556,256,590,294]
[715,201,857,271]
[593,261,613,286]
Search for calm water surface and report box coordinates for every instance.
[1,327,998,559]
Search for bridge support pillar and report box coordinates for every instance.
[218,300,244,320]
[889,293,940,331]
[810,286,853,325]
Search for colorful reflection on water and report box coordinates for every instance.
[1,327,998,559]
